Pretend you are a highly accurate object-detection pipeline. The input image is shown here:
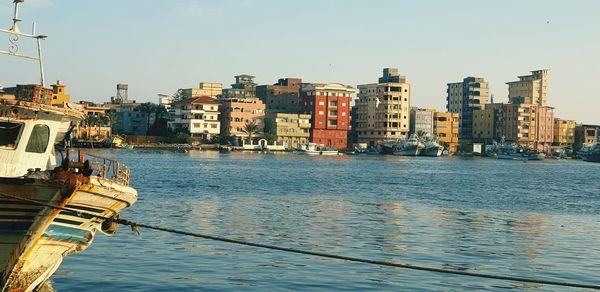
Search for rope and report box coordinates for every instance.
[1,191,598,290]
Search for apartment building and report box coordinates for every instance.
[355,68,411,146]
[433,112,459,153]
[264,113,311,149]
[256,78,302,114]
[168,96,221,140]
[446,77,489,142]
[507,69,549,106]
[300,83,355,149]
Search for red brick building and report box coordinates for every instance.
[300,83,355,149]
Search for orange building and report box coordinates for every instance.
[433,112,459,153]
[219,97,266,140]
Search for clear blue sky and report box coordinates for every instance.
[1,0,599,123]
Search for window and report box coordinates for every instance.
[26,124,51,153]
[0,122,23,149]
[319,101,325,106]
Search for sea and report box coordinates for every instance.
[51,150,600,291]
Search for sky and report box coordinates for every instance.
[1,0,599,123]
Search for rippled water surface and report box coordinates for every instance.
[52,150,600,291]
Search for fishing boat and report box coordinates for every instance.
[393,134,424,156]
[582,143,600,163]
[422,139,444,157]
[496,144,545,160]
[0,2,137,290]
[295,143,339,155]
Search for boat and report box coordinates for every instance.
[0,3,137,290]
[295,143,339,155]
[393,134,424,156]
[496,144,546,160]
[421,138,444,157]
[582,143,600,163]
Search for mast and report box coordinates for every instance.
[0,0,48,86]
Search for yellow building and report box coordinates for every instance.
[506,69,549,106]
[433,112,459,153]
[50,80,70,105]
[182,82,223,99]
[265,113,311,149]
[553,119,576,146]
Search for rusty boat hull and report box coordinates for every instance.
[0,166,137,291]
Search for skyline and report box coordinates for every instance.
[1,0,599,123]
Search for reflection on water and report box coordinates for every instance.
[52,150,600,291]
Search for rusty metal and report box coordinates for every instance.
[77,151,131,186]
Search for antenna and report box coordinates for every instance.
[0,0,48,87]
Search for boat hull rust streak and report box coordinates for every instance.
[0,171,137,292]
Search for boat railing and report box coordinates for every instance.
[78,151,131,186]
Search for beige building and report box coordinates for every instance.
[495,103,554,151]
[433,112,459,153]
[264,113,311,149]
[507,69,549,106]
[355,68,411,146]
[553,118,576,147]
[182,82,223,99]
[472,104,499,143]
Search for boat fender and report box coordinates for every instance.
[101,216,119,235]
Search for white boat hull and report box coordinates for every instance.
[393,147,422,156]
[423,147,444,157]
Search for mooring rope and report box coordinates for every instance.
[1,191,598,290]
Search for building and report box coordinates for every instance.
[446,77,489,142]
[507,69,549,106]
[300,83,355,149]
[355,68,411,146]
[168,96,220,140]
[433,112,460,153]
[0,85,15,100]
[472,103,502,144]
[410,108,435,136]
[575,124,600,150]
[495,103,554,151]
[264,113,311,149]
[158,94,174,110]
[72,102,112,139]
[553,119,576,147]
[219,97,265,140]
[256,78,302,113]
[223,75,257,98]
[106,101,150,136]
[50,80,70,105]
[181,82,223,99]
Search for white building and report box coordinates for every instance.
[158,94,174,110]
[168,96,221,140]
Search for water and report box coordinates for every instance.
[51,150,600,291]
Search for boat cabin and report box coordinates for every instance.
[0,101,82,177]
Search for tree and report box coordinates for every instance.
[83,115,97,139]
[106,112,119,136]
[211,133,232,145]
[242,121,259,142]
[139,102,157,135]
[172,88,185,101]
[96,114,107,138]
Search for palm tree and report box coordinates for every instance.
[106,112,119,136]
[95,114,107,139]
[139,102,157,135]
[83,115,97,139]
[172,88,185,101]
[242,121,259,142]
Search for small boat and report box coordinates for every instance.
[295,143,339,155]
[218,145,233,153]
[497,145,545,160]
[582,143,600,163]
[393,134,424,156]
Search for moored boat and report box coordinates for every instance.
[393,134,424,156]
[1,3,137,290]
[295,143,339,155]
[497,145,546,160]
[421,138,444,157]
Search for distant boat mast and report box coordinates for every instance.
[0,0,47,87]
